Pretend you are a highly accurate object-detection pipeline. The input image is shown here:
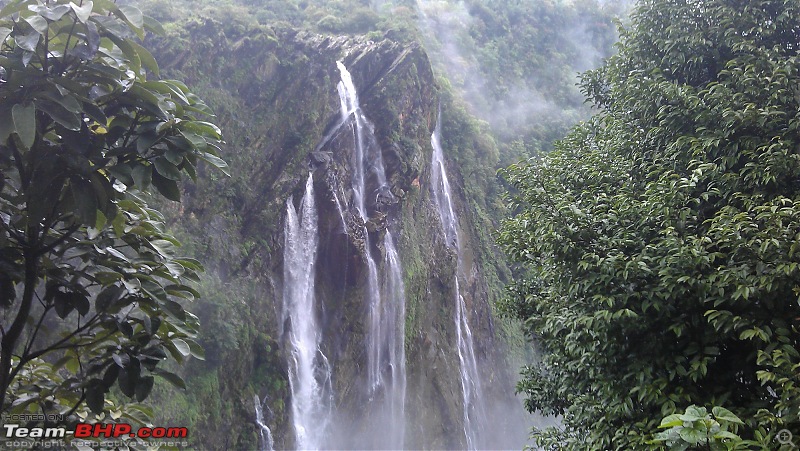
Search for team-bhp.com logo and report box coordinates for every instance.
[4,423,188,439]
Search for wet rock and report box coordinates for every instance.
[365,212,387,233]
[310,151,333,168]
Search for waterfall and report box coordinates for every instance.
[254,395,275,451]
[382,230,407,445]
[430,113,487,450]
[282,175,333,450]
[334,61,407,447]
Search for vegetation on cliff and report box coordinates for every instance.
[499,0,800,448]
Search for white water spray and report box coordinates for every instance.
[282,175,333,450]
[430,113,487,450]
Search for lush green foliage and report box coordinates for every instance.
[0,0,224,430]
[136,0,419,41]
[651,405,747,450]
[499,0,800,448]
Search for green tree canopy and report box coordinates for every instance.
[0,0,226,428]
[499,0,800,448]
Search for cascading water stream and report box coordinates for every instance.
[430,113,487,450]
[336,61,384,395]
[382,230,407,445]
[254,395,275,451]
[282,175,333,450]
[333,61,407,447]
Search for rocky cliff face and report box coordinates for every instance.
[149,18,528,450]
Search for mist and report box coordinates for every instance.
[415,0,627,149]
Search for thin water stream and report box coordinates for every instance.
[430,112,487,450]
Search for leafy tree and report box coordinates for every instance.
[0,0,226,427]
[499,0,800,448]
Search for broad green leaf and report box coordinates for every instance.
[149,239,175,257]
[65,353,80,373]
[118,367,137,398]
[54,292,75,319]
[186,339,205,361]
[131,163,152,190]
[153,157,181,181]
[131,40,159,77]
[142,14,165,36]
[70,1,93,23]
[111,209,126,236]
[12,103,36,148]
[154,369,185,389]
[152,171,180,201]
[128,84,167,118]
[107,164,133,187]
[143,80,188,105]
[713,430,741,440]
[658,413,683,428]
[180,120,222,139]
[148,316,162,335]
[134,376,154,402]
[34,99,81,131]
[199,151,230,175]
[136,131,160,154]
[69,20,101,60]
[163,80,194,103]
[91,15,133,41]
[179,130,208,150]
[106,32,140,76]
[118,5,143,29]
[34,4,71,21]
[0,1,29,20]
[72,293,90,316]
[23,14,48,34]
[15,30,40,52]
[711,406,743,425]
[81,100,107,123]
[105,247,128,262]
[173,258,203,271]
[94,285,125,312]
[679,405,708,422]
[85,385,105,414]
[163,299,186,321]
[171,338,191,357]
[164,261,185,277]
[52,355,74,371]
[164,148,183,166]
[38,90,82,113]
[90,0,121,12]
[678,425,708,445]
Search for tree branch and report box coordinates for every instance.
[35,223,80,258]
